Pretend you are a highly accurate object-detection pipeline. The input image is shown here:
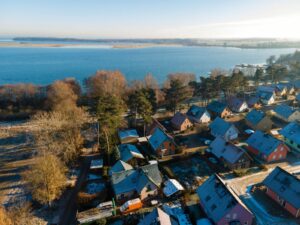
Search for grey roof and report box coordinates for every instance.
[138,207,172,225]
[210,137,247,164]
[118,144,144,162]
[149,127,173,151]
[118,129,139,140]
[186,105,208,121]
[274,105,295,119]
[280,122,300,145]
[257,86,275,93]
[296,93,300,102]
[263,167,300,209]
[197,174,252,223]
[207,101,228,114]
[246,131,281,156]
[171,112,189,127]
[111,164,162,195]
[245,109,266,126]
[294,80,300,89]
[209,117,235,136]
[109,160,133,175]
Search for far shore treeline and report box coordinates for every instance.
[0,50,299,121]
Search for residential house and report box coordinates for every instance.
[111,164,162,202]
[170,112,193,131]
[228,97,248,113]
[246,96,261,109]
[138,207,172,225]
[296,93,300,104]
[163,179,185,197]
[294,80,300,92]
[209,117,239,141]
[273,84,288,96]
[273,105,300,123]
[148,127,176,158]
[263,167,300,218]
[109,160,133,175]
[210,137,251,170]
[207,101,231,118]
[279,122,300,154]
[118,129,139,144]
[197,174,254,225]
[146,117,168,136]
[277,83,295,95]
[118,144,145,166]
[246,131,289,162]
[257,91,275,105]
[245,109,272,132]
[186,105,211,124]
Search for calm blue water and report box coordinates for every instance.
[0,46,297,85]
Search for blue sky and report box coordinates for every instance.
[1,0,300,38]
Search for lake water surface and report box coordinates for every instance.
[0,46,297,85]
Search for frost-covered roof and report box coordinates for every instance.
[118,129,139,140]
[148,127,173,151]
[245,109,266,126]
[163,179,184,197]
[280,122,300,145]
[186,105,208,121]
[210,137,247,164]
[263,166,300,209]
[118,144,144,162]
[246,131,282,156]
[209,117,234,136]
[109,160,133,175]
[274,104,297,119]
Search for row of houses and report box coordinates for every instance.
[195,166,300,225]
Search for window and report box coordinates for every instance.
[205,195,211,202]
[211,204,217,211]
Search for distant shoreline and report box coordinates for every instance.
[1,37,300,49]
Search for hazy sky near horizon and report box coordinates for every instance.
[1,0,300,39]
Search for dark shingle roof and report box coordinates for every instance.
[111,164,162,196]
[279,122,300,146]
[246,131,281,156]
[209,117,232,136]
[263,167,300,209]
[207,101,228,114]
[197,174,252,223]
[186,105,207,121]
[245,109,266,126]
[171,112,189,127]
[149,127,173,151]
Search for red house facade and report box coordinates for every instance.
[263,167,300,218]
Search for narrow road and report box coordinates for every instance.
[226,163,300,225]
[58,156,92,225]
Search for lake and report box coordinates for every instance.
[0,46,297,85]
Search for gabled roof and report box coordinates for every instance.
[294,80,300,89]
[263,166,300,209]
[163,179,184,197]
[246,131,282,156]
[274,105,296,119]
[257,91,274,101]
[257,86,275,93]
[118,144,144,162]
[138,207,172,225]
[210,137,248,164]
[209,117,235,136]
[110,160,133,175]
[228,97,247,111]
[171,112,190,127]
[149,127,173,151]
[245,109,266,126]
[197,174,252,223]
[118,129,139,140]
[247,97,260,107]
[186,105,208,121]
[280,122,300,145]
[207,101,228,114]
[111,164,162,195]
